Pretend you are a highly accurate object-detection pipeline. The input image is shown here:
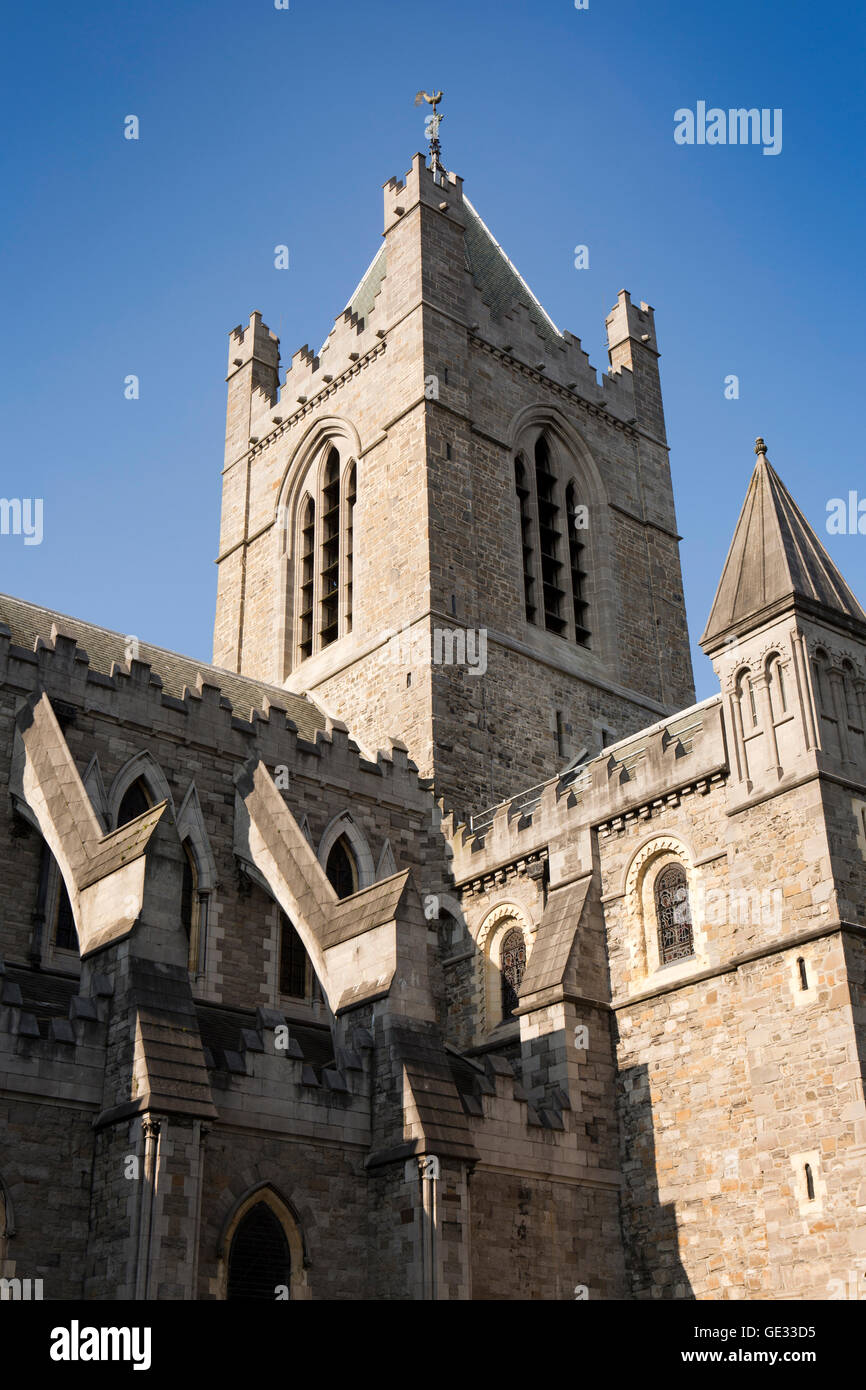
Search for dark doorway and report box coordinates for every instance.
[227,1202,291,1301]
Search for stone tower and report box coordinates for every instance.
[213,151,695,818]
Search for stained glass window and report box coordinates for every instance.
[500,926,527,1018]
[654,864,694,965]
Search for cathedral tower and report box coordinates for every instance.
[213,149,695,817]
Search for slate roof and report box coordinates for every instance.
[462,196,563,349]
[519,876,591,998]
[0,592,326,741]
[129,958,217,1119]
[342,193,563,350]
[701,445,866,650]
[196,1002,335,1077]
[391,1026,479,1162]
[345,243,387,324]
[4,965,78,1039]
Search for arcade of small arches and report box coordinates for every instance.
[729,642,866,782]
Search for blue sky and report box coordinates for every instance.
[1,0,864,700]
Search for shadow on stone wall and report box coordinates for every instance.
[617,1058,694,1299]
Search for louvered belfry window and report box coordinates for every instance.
[514,455,536,622]
[500,926,527,1018]
[320,448,341,647]
[654,864,694,964]
[565,481,590,644]
[516,433,589,644]
[534,436,566,634]
[298,496,315,660]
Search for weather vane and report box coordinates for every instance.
[415,89,445,180]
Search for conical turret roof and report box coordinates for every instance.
[700,439,866,652]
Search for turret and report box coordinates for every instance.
[702,438,866,799]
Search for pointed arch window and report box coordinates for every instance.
[654,863,694,964]
[227,1203,291,1301]
[116,777,152,827]
[325,835,357,899]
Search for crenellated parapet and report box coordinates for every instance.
[445,696,728,886]
[0,616,435,817]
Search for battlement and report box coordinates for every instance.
[444,696,728,884]
[226,310,280,379]
[0,609,433,815]
[383,152,465,235]
[605,289,659,357]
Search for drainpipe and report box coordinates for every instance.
[418,1154,440,1301]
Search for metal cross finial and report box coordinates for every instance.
[415,89,445,181]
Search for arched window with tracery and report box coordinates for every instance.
[227,1202,291,1301]
[654,863,694,965]
[325,835,357,899]
[500,925,527,1018]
